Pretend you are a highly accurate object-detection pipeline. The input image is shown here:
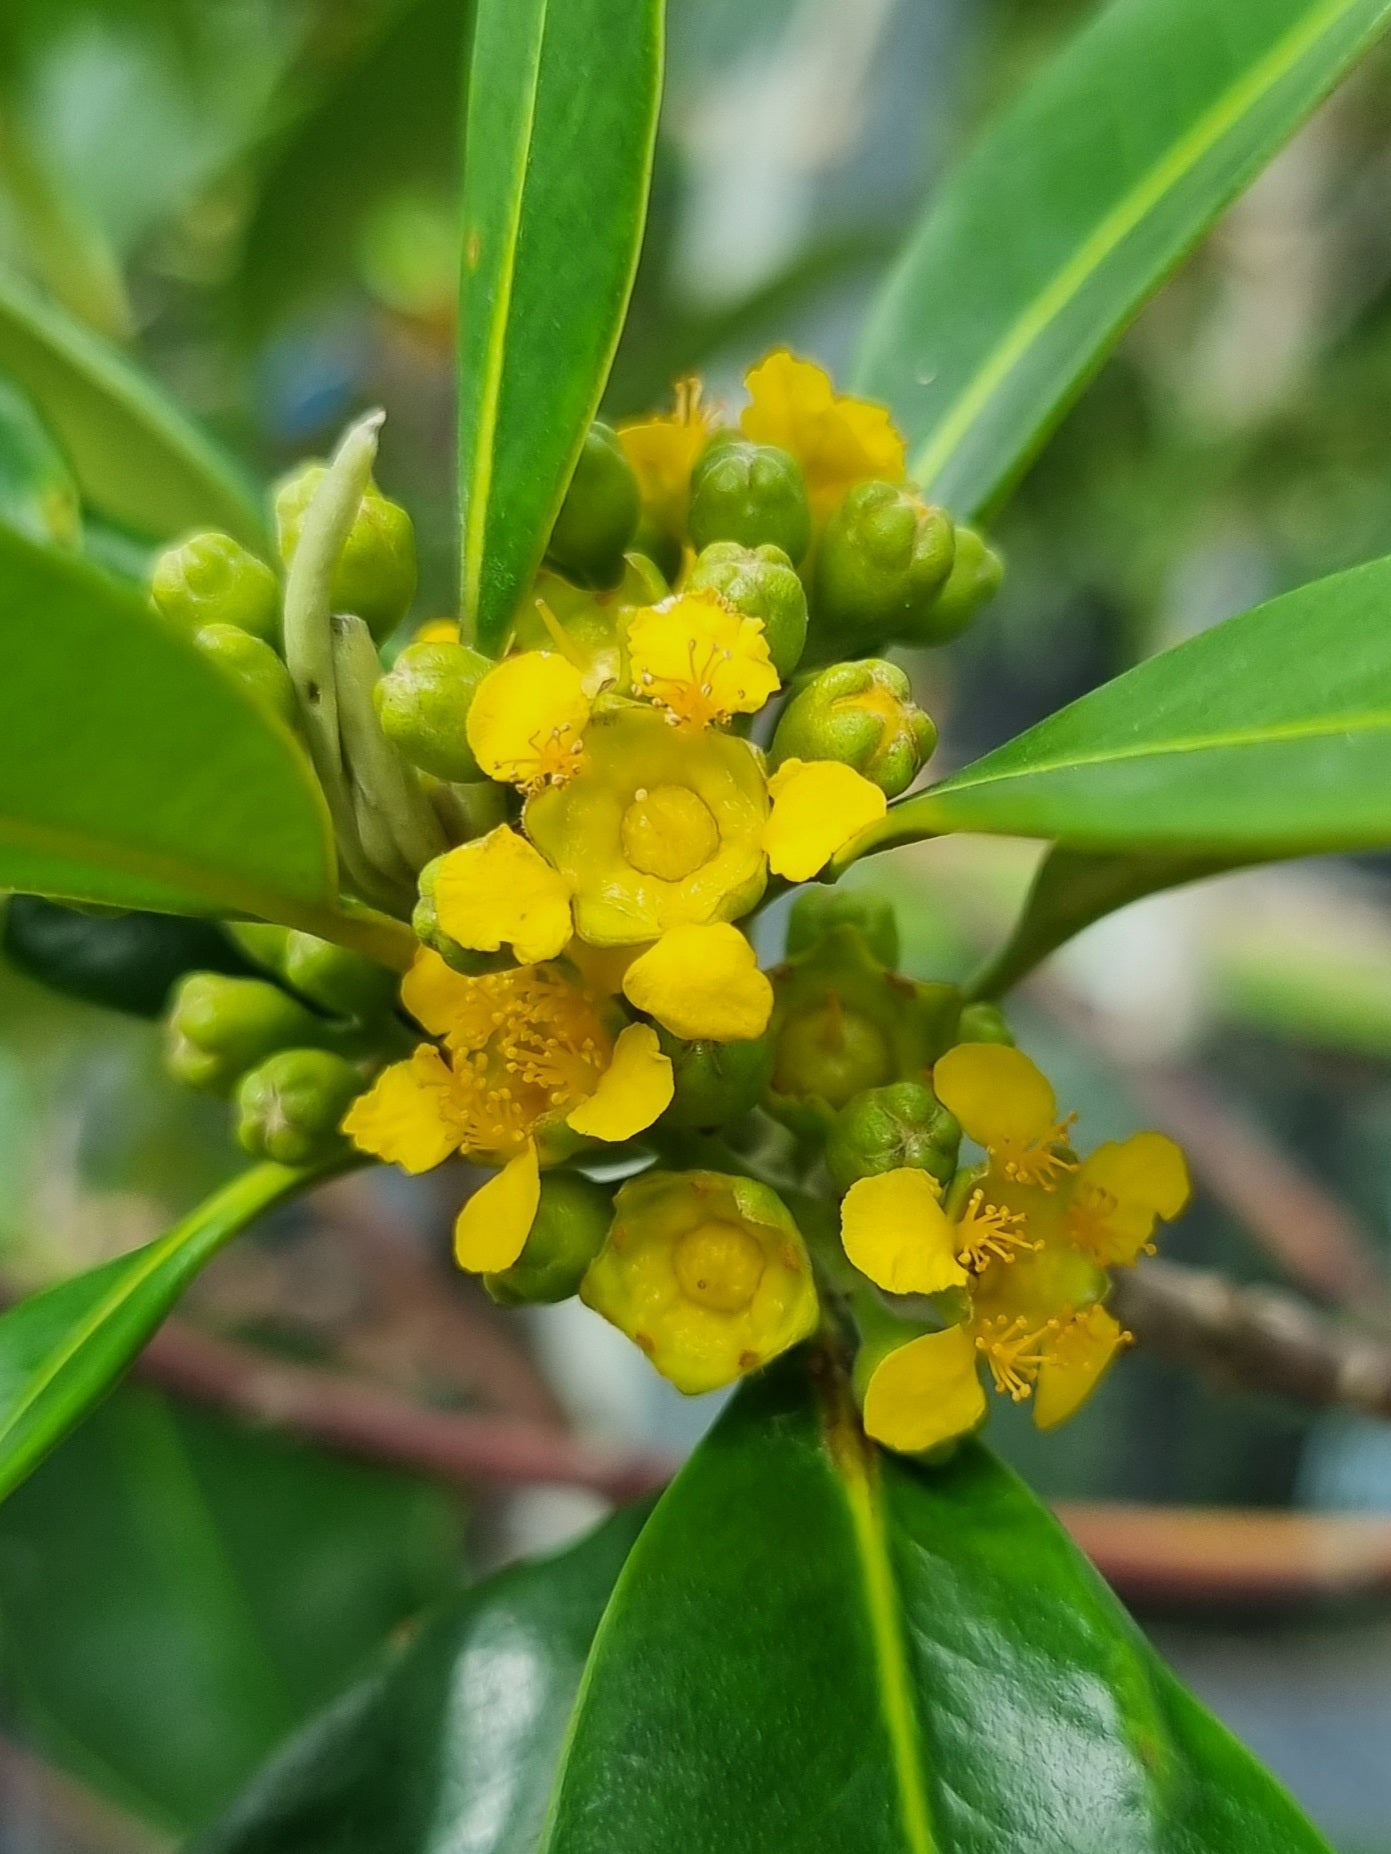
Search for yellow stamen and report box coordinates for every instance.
[954,1189,1039,1272]
[975,1313,1059,1402]
[995,1113,1078,1190]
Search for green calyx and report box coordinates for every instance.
[825,1079,961,1196]
[785,886,900,969]
[810,481,954,656]
[919,524,1003,645]
[485,1171,615,1306]
[771,658,936,798]
[235,1047,364,1166]
[193,624,297,729]
[657,1026,776,1131]
[688,440,811,565]
[275,462,417,642]
[545,422,641,590]
[374,640,492,782]
[165,972,338,1094]
[685,540,808,677]
[150,532,280,644]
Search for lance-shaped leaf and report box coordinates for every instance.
[457,0,664,652]
[0,263,264,546]
[838,556,1391,874]
[197,1360,1329,1853]
[855,0,1391,521]
[0,1162,332,1507]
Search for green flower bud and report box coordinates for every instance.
[685,541,808,677]
[235,1047,362,1165]
[545,423,641,591]
[954,1001,1013,1046]
[826,1080,960,1196]
[150,532,280,643]
[374,640,492,781]
[275,464,417,641]
[165,973,330,1094]
[281,932,398,1021]
[688,441,811,565]
[193,624,297,729]
[484,1171,614,1306]
[785,887,899,969]
[227,922,292,972]
[915,525,1002,645]
[811,482,954,655]
[770,659,935,798]
[657,1026,775,1130]
[412,855,515,975]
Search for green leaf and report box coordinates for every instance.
[0,523,340,924]
[0,1386,464,1833]
[0,261,265,545]
[2,895,256,1018]
[457,0,663,650]
[0,375,81,547]
[855,0,1391,521]
[199,1360,1329,1853]
[841,555,1391,872]
[0,1160,330,1506]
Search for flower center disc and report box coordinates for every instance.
[621,784,720,882]
[673,1220,765,1313]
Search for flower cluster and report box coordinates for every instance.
[150,351,1188,1461]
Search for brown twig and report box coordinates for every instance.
[0,1732,168,1854]
[135,1315,673,1504]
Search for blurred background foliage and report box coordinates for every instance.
[8,0,1391,1848]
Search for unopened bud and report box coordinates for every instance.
[194,624,297,729]
[826,1080,960,1196]
[165,973,329,1094]
[484,1171,614,1306]
[546,423,641,590]
[917,524,1002,644]
[685,540,807,676]
[657,1027,775,1130]
[688,440,811,565]
[275,464,417,640]
[771,659,934,798]
[374,640,492,781]
[811,482,954,654]
[785,886,899,969]
[954,1001,1013,1046]
[281,932,398,1021]
[235,1047,362,1165]
[151,532,279,643]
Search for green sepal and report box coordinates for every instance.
[919,524,1002,644]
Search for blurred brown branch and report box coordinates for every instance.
[0,1731,167,1854]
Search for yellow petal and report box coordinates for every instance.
[414,618,460,644]
[628,591,779,727]
[618,377,714,534]
[840,1168,967,1296]
[341,1046,458,1173]
[622,924,773,1042]
[932,1041,1057,1151]
[454,1142,540,1274]
[741,349,906,513]
[567,1022,674,1140]
[433,826,573,965]
[764,759,886,881]
[1069,1132,1189,1265]
[1034,1305,1128,1430]
[862,1325,987,1455]
[465,651,591,789]
[399,947,477,1036]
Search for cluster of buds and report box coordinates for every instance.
[151,353,1188,1458]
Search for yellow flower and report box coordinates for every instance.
[860,1325,987,1454]
[1033,1304,1129,1430]
[839,1169,967,1297]
[465,651,591,793]
[432,826,573,965]
[1064,1131,1190,1266]
[764,758,887,882]
[741,349,905,517]
[627,590,779,729]
[581,1169,819,1394]
[622,923,774,1042]
[618,377,716,540]
[932,1042,1076,1189]
[524,705,768,945]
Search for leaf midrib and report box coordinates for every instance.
[910,0,1364,491]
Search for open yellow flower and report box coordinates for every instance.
[465,651,591,793]
[1032,1303,1129,1430]
[840,1169,967,1297]
[1063,1131,1190,1265]
[860,1324,987,1454]
[627,590,778,728]
[932,1042,1076,1188]
[618,376,716,541]
[432,826,574,966]
[622,922,774,1042]
[524,705,768,945]
[581,1169,818,1394]
[764,758,886,882]
[741,349,905,517]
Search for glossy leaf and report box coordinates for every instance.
[2,895,256,1018]
[0,374,81,546]
[0,523,339,924]
[0,261,264,545]
[457,0,663,650]
[0,1386,464,1833]
[0,1160,331,1506]
[200,1360,1329,1852]
[841,556,1391,870]
[855,0,1391,521]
